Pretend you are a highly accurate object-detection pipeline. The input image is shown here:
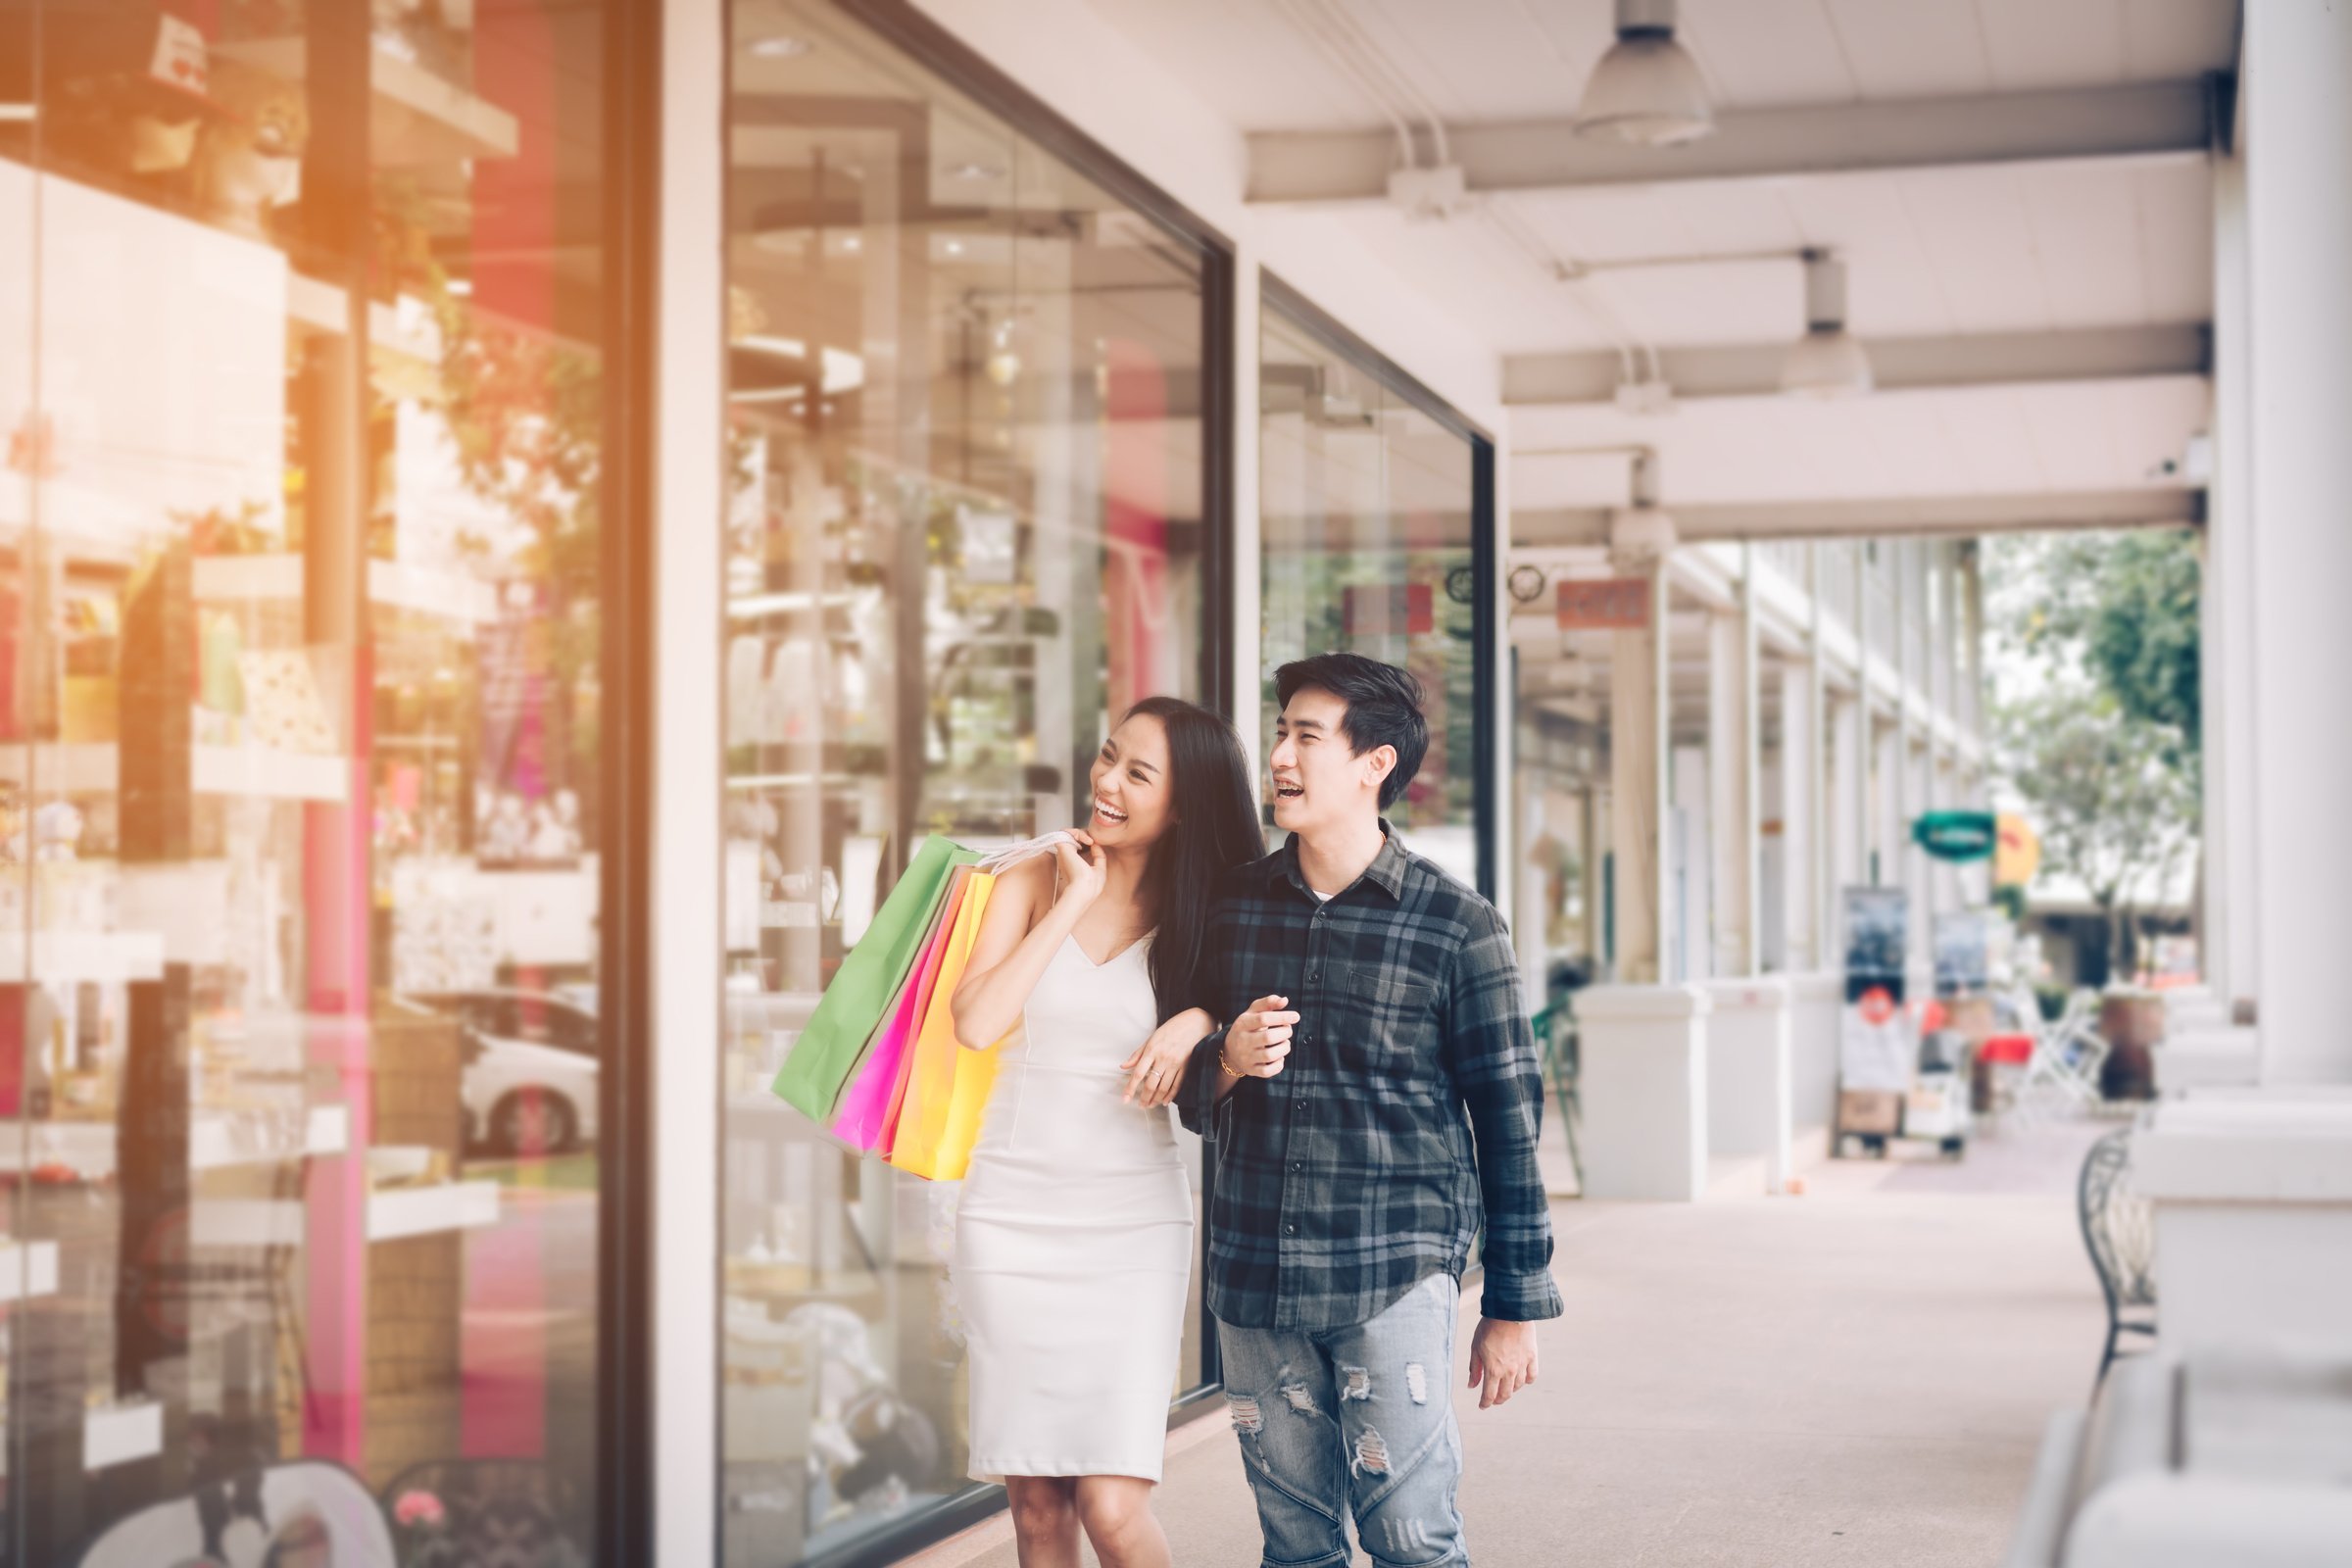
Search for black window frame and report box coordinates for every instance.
[1256,270,1501,902]
[686,4,1242,1565]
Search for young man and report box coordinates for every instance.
[1176,653,1561,1568]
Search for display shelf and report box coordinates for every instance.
[0,930,166,984]
[0,1238,61,1301]
[82,1400,164,1474]
[189,1178,502,1249]
[0,740,348,799]
[0,742,118,794]
[728,590,859,618]
[369,1178,501,1241]
[192,744,350,802]
[214,36,518,167]
[0,1105,347,1182]
[193,553,500,624]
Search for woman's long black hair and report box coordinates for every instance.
[1121,696,1264,1023]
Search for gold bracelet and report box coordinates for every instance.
[1219,1045,1247,1078]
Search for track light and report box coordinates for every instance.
[1574,0,1714,147]
[1781,250,1874,399]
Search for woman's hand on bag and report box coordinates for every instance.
[1051,830,1105,911]
[1225,996,1298,1078]
[1121,1006,1215,1107]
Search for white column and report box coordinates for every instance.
[1778,663,1818,972]
[1832,688,1865,903]
[656,0,723,1552]
[1706,976,1792,1195]
[1807,541,1835,971]
[1578,983,1713,1200]
[1707,565,1758,977]
[1672,742,1711,981]
[2209,146,2259,1016]
[1873,719,1903,892]
[1609,571,1672,985]
[2245,2,2352,1081]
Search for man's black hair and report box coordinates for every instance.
[1273,653,1430,811]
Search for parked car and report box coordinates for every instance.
[405,990,600,1155]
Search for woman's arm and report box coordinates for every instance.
[950,846,1094,1049]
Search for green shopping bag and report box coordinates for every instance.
[770,835,980,1123]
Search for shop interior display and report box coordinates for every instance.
[0,1,603,1558]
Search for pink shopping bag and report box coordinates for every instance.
[831,868,969,1151]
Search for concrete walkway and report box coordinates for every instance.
[908,1115,2115,1568]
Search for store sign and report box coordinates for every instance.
[1912,809,1997,862]
[1556,577,1649,630]
[1995,811,2041,886]
[1344,582,1433,636]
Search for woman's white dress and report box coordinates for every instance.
[955,932,1194,1482]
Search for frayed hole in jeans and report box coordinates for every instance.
[1280,1382,1319,1417]
[1382,1516,1438,1556]
[1404,1362,1428,1405]
[1341,1366,1372,1402]
[1227,1394,1263,1435]
[1351,1426,1391,1478]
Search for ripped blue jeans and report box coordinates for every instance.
[1217,1272,1468,1568]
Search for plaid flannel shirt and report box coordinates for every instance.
[1178,823,1564,1333]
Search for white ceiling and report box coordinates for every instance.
[1082,0,2239,130]
[1085,0,2230,522]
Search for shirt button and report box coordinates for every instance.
[1284,1224,1297,1235]
[1290,1161,1301,1172]
[1306,968,1320,983]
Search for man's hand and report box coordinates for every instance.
[1224,995,1298,1078]
[1466,1317,1538,1410]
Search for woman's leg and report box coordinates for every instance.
[1004,1475,1081,1568]
[1073,1475,1172,1568]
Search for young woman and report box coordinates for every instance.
[950,696,1260,1568]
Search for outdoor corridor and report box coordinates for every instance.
[912,1117,2115,1568]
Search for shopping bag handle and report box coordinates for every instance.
[977,830,1079,872]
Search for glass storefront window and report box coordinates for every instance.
[1259,286,1486,889]
[1,2,617,1560]
[718,4,1223,1561]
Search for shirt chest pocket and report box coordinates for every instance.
[1342,961,1440,1072]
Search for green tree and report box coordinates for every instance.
[1984,528,2204,983]
[1994,686,2198,983]
[2023,529,2202,767]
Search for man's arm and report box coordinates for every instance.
[1445,902,1566,1323]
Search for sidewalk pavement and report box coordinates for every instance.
[908,1115,2114,1567]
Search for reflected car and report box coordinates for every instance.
[405,990,600,1155]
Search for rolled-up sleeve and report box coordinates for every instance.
[1445,905,1565,1322]
[1176,1022,1231,1140]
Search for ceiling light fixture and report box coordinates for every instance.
[1574,0,1714,147]
[1780,249,1874,399]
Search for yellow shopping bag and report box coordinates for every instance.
[891,869,1010,1181]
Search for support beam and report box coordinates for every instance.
[1249,80,2215,205]
[1514,487,2202,548]
[1505,324,2209,407]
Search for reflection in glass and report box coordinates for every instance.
[0,2,610,1561]
[719,4,1215,1560]
[1259,303,1478,884]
